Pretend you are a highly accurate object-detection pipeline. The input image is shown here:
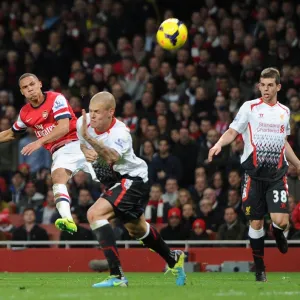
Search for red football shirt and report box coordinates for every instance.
[12,91,78,153]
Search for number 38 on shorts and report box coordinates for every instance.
[272,190,287,203]
[241,174,289,220]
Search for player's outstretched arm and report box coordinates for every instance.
[21,119,70,156]
[0,128,16,143]
[208,128,239,162]
[39,118,70,145]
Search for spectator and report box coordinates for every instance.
[140,140,156,167]
[189,176,207,203]
[228,169,242,189]
[196,198,224,233]
[69,171,95,202]
[163,78,180,103]
[287,165,300,201]
[189,219,209,240]
[0,117,18,179]
[36,190,56,224]
[172,128,198,187]
[126,66,149,102]
[9,171,26,212]
[211,171,227,205]
[160,208,188,241]
[175,188,193,209]
[12,208,49,248]
[288,195,297,215]
[216,207,247,240]
[59,212,94,248]
[292,201,300,231]
[149,138,182,186]
[198,129,229,171]
[122,101,138,133]
[181,203,197,233]
[162,178,179,207]
[73,189,94,223]
[18,128,51,174]
[145,184,169,224]
[18,181,44,214]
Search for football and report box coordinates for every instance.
[156,18,188,50]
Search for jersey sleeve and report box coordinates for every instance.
[109,128,131,157]
[12,114,27,133]
[52,94,72,121]
[229,102,249,134]
[76,116,87,145]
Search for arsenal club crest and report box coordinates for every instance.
[42,110,48,119]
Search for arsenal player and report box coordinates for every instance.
[0,73,97,234]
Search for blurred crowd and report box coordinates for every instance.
[1,0,300,246]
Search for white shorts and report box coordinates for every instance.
[51,140,97,180]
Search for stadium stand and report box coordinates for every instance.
[0,0,300,245]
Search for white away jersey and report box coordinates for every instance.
[229,98,290,181]
[77,114,148,184]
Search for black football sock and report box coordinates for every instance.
[92,223,124,278]
[272,222,287,237]
[140,223,178,268]
[249,226,265,272]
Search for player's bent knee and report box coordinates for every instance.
[250,219,264,230]
[87,207,99,224]
[87,207,109,224]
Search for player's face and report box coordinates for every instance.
[259,77,281,103]
[89,102,115,130]
[19,76,42,102]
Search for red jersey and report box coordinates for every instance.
[12,91,78,153]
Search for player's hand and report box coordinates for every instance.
[207,143,222,162]
[81,109,91,140]
[84,149,98,162]
[21,140,43,156]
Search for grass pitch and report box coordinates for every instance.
[0,272,300,300]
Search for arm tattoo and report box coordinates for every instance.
[86,136,119,165]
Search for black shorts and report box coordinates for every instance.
[241,174,289,220]
[101,177,150,223]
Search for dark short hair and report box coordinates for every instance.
[18,73,39,86]
[225,206,237,214]
[159,137,170,145]
[260,67,280,84]
[12,171,25,178]
[23,207,35,214]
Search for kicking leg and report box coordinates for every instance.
[87,198,128,288]
[270,213,289,254]
[125,215,186,286]
[249,220,267,282]
[52,168,77,234]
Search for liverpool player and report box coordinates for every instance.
[208,68,300,281]
[0,73,97,234]
[77,92,186,287]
